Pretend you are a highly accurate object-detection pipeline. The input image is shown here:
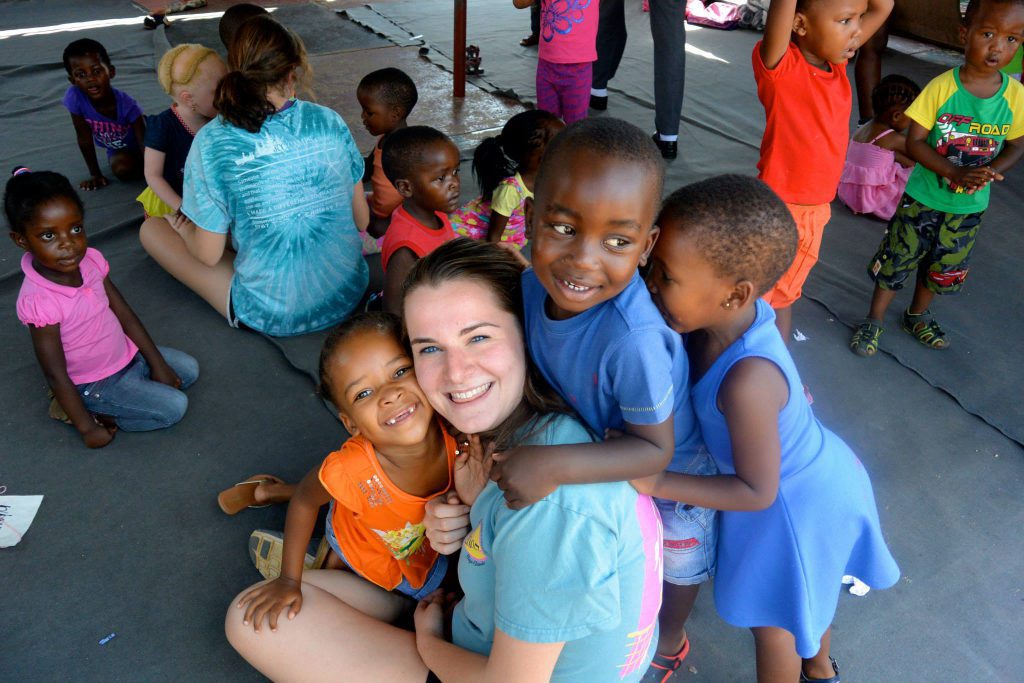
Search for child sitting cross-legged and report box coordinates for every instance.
[62,38,146,191]
[379,126,460,314]
[641,174,900,682]
[230,312,460,634]
[6,168,198,448]
[356,68,418,244]
[849,0,1024,357]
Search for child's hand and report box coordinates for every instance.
[82,422,116,448]
[414,588,453,641]
[236,576,303,633]
[494,241,531,268]
[453,433,494,506]
[167,210,195,235]
[423,492,471,555]
[149,360,182,389]
[490,446,559,510]
[79,175,109,191]
[630,472,663,497]
[949,166,1002,194]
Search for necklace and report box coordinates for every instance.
[171,103,198,137]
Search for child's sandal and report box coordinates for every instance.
[849,319,884,357]
[248,529,329,580]
[901,309,948,349]
[640,638,690,683]
[800,655,840,683]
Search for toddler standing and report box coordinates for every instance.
[452,109,564,249]
[754,0,892,340]
[6,169,198,448]
[850,0,1024,356]
[62,38,146,191]
[838,74,920,220]
[514,0,599,124]
[643,174,899,682]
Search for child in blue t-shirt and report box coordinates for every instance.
[62,39,145,191]
[492,118,717,680]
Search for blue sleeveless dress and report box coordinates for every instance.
[692,300,899,657]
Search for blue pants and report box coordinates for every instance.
[76,347,199,431]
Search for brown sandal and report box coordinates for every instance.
[217,475,283,515]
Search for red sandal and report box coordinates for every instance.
[640,638,690,683]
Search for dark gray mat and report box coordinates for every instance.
[362,0,1024,446]
[166,3,390,57]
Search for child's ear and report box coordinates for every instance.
[523,197,534,239]
[10,231,28,251]
[394,178,413,199]
[338,411,360,437]
[67,73,74,85]
[792,11,809,37]
[959,23,969,46]
[638,225,661,267]
[726,280,756,310]
[108,64,117,80]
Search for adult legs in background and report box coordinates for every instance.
[139,215,235,319]
[77,346,199,431]
[751,626,835,682]
[855,24,890,122]
[592,0,627,100]
[225,570,428,683]
[649,0,687,139]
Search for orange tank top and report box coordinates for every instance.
[318,426,457,591]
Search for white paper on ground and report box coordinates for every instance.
[0,495,44,548]
[792,329,808,342]
[841,574,871,596]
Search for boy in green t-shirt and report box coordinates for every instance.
[850,0,1024,357]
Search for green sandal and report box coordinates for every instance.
[901,309,948,349]
[849,319,884,357]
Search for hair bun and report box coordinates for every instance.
[11,166,31,176]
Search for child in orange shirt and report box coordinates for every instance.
[754,0,893,341]
[234,312,458,630]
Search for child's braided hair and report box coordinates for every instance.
[870,74,921,119]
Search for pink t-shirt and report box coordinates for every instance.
[16,248,138,384]
[538,0,599,64]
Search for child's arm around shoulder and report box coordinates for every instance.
[636,357,786,511]
[27,323,116,448]
[235,467,332,633]
[103,275,180,388]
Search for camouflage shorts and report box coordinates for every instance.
[868,194,983,294]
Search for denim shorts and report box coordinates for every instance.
[325,502,447,600]
[656,448,719,585]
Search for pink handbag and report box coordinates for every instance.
[685,0,742,29]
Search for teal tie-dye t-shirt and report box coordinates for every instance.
[182,101,367,336]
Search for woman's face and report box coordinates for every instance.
[405,279,527,435]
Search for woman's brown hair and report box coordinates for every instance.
[214,14,312,133]
[401,238,571,450]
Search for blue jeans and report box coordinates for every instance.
[76,347,199,431]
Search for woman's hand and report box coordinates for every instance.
[490,446,559,510]
[453,433,494,506]
[236,577,303,633]
[423,493,471,555]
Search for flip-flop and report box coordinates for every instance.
[217,476,280,515]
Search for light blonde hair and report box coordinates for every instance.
[157,44,220,97]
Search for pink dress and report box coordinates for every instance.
[838,129,913,220]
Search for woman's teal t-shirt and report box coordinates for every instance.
[182,101,367,336]
[451,414,663,681]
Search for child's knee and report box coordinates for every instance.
[110,150,143,181]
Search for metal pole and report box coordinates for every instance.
[454,0,466,97]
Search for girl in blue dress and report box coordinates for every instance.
[637,174,900,682]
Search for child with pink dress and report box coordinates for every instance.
[839,74,921,220]
[514,0,599,124]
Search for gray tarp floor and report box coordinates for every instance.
[1,1,1019,681]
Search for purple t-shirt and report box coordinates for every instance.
[63,86,142,154]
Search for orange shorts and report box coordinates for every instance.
[763,202,831,309]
